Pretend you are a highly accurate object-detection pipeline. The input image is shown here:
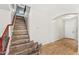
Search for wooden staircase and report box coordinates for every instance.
[9,16,40,55]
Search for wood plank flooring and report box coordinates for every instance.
[39,38,77,55]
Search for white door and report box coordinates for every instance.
[65,16,77,40]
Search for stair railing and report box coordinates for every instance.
[5,14,16,55]
[0,24,12,54]
[0,13,16,54]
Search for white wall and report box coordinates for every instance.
[64,16,78,40]
[28,4,79,44]
[0,9,11,37]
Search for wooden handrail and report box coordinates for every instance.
[1,25,8,40]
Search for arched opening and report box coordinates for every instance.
[52,13,78,53]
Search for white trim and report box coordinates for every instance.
[42,39,59,45]
[5,37,11,55]
[5,26,13,55]
[78,14,79,54]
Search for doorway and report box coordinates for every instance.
[64,14,78,40]
[16,4,26,16]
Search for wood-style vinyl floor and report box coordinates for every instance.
[39,38,77,55]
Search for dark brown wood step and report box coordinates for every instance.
[10,42,38,55]
[9,41,34,54]
[13,35,29,39]
[11,39,30,46]
[13,30,28,35]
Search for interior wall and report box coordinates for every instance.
[64,16,78,40]
[0,9,11,37]
[27,4,79,44]
[50,18,64,43]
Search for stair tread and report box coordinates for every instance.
[14,29,27,32]
[9,42,38,55]
[14,26,26,28]
[14,27,26,30]
[15,23,25,25]
[10,41,34,48]
[9,41,35,54]
[15,20,25,23]
[15,19,24,21]
[13,29,28,35]
[11,39,30,46]
[14,25,26,27]
[15,22,25,24]
[14,23,25,25]
[14,29,27,31]
[13,35,29,39]
[16,16,24,19]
